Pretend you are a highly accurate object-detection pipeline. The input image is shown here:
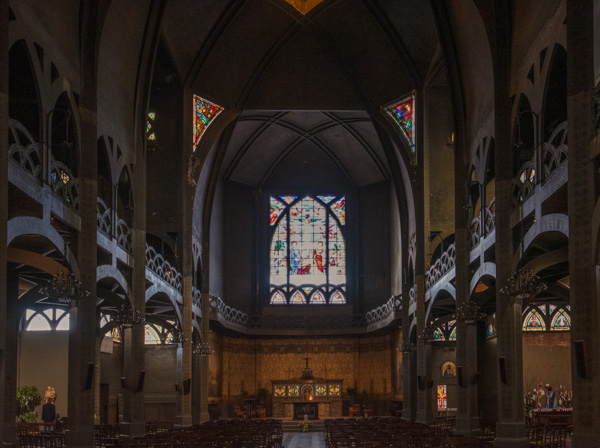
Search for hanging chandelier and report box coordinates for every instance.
[40,271,90,304]
[418,324,436,341]
[193,341,214,356]
[396,340,417,352]
[500,269,547,302]
[453,301,486,325]
[115,301,145,327]
[169,326,190,344]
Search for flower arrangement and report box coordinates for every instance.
[558,385,572,408]
[299,415,312,432]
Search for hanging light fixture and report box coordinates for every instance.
[193,341,214,356]
[115,301,145,327]
[169,326,190,344]
[40,271,90,304]
[500,269,547,303]
[418,324,436,342]
[453,301,487,325]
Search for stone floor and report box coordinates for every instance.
[282,431,326,448]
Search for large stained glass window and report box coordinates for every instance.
[193,95,224,151]
[269,195,346,304]
[383,93,416,152]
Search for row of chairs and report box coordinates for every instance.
[234,404,267,419]
[129,418,283,448]
[325,417,488,448]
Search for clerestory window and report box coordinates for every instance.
[269,195,346,304]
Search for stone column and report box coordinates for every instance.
[493,6,527,443]
[120,161,146,440]
[176,113,194,426]
[94,336,103,425]
[0,274,20,446]
[567,1,600,446]
[64,104,98,447]
[401,294,416,421]
[0,0,16,443]
[415,274,434,425]
[199,291,210,423]
[454,158,479,435]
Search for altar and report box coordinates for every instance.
[271,357,343,419]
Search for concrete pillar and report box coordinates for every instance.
[120,156,146,440]
[454,156,479,435]
[199,292,210,423]
[94,337,102,425]
[415,275,434,425]
[493,7,527,444]
[64,105,98,447]
[0,274,20,446]
[401,293,416,422]
[0,0,16,443]
[566,1,600,446]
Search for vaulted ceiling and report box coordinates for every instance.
[161,0,439,111]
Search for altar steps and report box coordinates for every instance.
[282,420,325,433]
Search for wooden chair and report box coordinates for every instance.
[349,404,361,417]
[234,405,247,419]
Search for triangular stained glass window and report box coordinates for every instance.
[433,327,445,341]
[270,290,287,304]
[448,327,457,341]
[383,94,416,151]
[270,197,286,225]
[330,197,345,225]
[317,195,336,204]
[193,95,224,151]
[290,290,306,304]
[147,112,156,141]
[302,286,313,296]
[329,291,345,304]
[550,309,571,331]
[280,195,297,205]
[523,309,546,331]
[310,291,326,304]
[549,304,557,314]
[284,0,325,15]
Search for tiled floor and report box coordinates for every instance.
[282,431,326,448]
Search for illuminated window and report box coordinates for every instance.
[383,94,416,151]
[433,327,445,341]
[523,308,546,331]
[269,195,346,304]
[437,385,447,409]
[147,112,156,141]
[193,95,224,151]
[550,309,571,331]
[24,307,69,331]
[486,323,497,339]
[144,325,161,344]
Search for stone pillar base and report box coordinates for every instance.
[415,410,433,426]
[174,414,193,428]
[64,429,95,447]
[119,421,146,440]
[571,432,600,448]
[200,411,210,423]
[494,421,529,448]
[455,416,481,436]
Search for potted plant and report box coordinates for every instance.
[346,387,357,404]
[16,386,42,423]
[257,387,268,404]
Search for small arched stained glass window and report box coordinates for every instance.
[329,291,346,304]
[310,291,326,304]
[523,309,546,331]
[144,325,161,344]
[289,291,306,304]
[486,323,497,339]
[270,290,287,305]
[550,309,571,331]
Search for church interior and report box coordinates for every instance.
[1,0,600,447]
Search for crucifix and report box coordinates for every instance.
[303,356,312,369]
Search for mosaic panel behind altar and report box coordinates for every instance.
[215,332,400,406]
